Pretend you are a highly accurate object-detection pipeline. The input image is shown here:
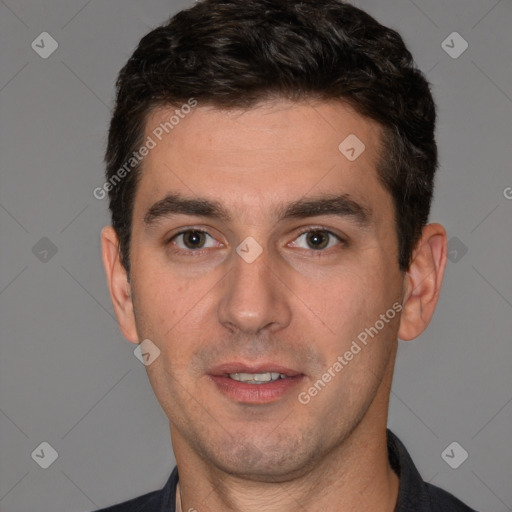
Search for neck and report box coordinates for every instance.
[175,428,399,510]
[175,431,398,512]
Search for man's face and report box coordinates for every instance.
[127,100,405,480]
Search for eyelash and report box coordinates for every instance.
[292,227,345,252]
[165,228,220,256]
[166,226,346,255]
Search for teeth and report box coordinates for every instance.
[229,372,286,384]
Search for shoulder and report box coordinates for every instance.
[387,430,479,512]
[94,489,163,511]
[93,467,178,512]
[424,482,479,512]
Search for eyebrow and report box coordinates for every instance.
[144,193,231,226]
[143,192,372,228]
[278,194,372,227]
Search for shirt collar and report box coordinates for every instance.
[387,429,431,511]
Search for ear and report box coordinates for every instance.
[398,223,448,341]
[101,226,139,344]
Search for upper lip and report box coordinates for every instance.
[208,362,303,377]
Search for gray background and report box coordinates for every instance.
[0,0,511,511]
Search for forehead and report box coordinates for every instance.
[135,100,388,220]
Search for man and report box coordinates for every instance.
[97,0,477,510]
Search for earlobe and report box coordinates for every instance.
[101,226,139,344]
[398,223,448,341]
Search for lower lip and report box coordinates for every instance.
[208,375,304,404]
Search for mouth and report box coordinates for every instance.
[207,363,305,404]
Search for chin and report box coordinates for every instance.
[204,433,319,482]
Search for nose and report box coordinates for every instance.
[217,242,292,335]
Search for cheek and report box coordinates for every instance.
[132,271,186,341]
[133,272,217,358]
[309,262,398,350]
[316,263,381,315]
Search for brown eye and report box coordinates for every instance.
[182,230,207,249]
[291,230,341,251]
[170,230,218,251]
[288,228,347,253]
[305,231,330,250]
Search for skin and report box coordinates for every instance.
[102,99,448,512]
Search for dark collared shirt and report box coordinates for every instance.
[95,430,478,511]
